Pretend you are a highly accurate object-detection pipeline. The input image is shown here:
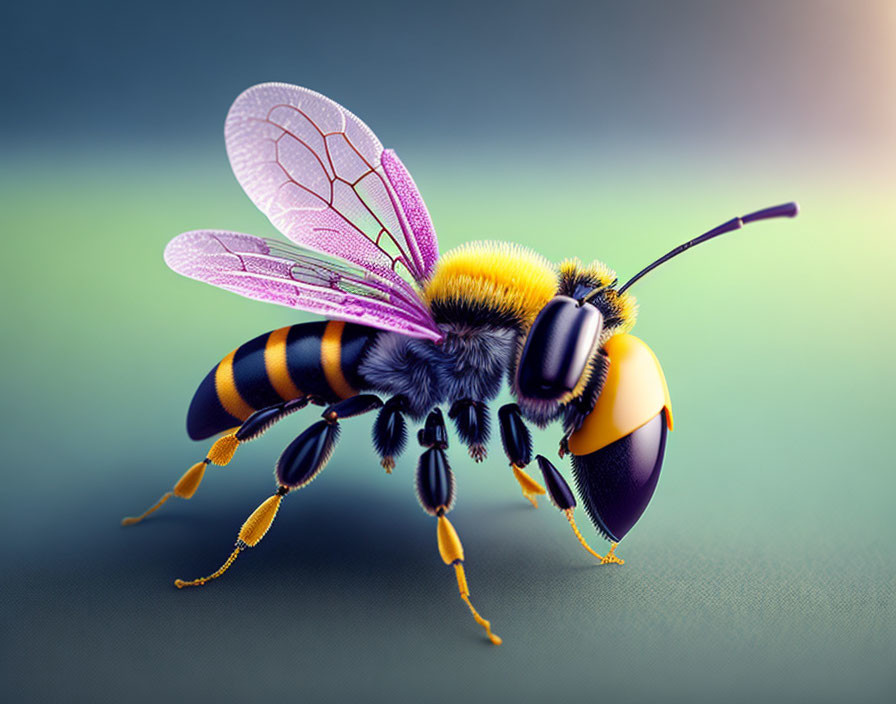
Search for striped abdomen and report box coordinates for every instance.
[186,320,376,440]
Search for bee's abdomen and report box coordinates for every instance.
[186,321,374,440]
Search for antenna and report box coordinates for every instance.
[617,202,799,295]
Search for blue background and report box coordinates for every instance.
[1,1,894,702]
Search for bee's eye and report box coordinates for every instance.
[517,296,604,400]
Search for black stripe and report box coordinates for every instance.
[285,322,337,401]
[186,321,375,441]
[186,365,242,440]
[232,331,282,410]
[340,323,374,390]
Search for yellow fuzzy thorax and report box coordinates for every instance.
[423,242,558,326]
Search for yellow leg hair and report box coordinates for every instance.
[206,433,240,466]
[174,490,286,588]
[121,432,240,527]
[511,464,547,508]
[564,509,624,565]
[437,515,502,645]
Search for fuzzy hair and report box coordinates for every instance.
[507,260,637,426]
[558,259,638,345]
[562,349,610,434]
[423,241,558,329]
[558,258,617,293]
[358,324,519,419]
[360,255,636,426]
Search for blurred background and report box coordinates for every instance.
[1,1,893,702]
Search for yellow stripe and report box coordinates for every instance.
[320,321,357,399]
[214,348,255,420]
[264,326,303,400]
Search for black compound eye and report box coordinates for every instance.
[516,296,603,400]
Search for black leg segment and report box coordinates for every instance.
[449,399,491,462]
[418,407,449,449]
[276,420,340,488]
[372,395,409,472]
[417,447,455,516]
[535,454,577,511]
[498,403,532,467]
[236,397,310,441]
[497,403,547,507]
[278,394,383,488]
[323,394,383,420]
[416,408,455,515]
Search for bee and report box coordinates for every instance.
[123,82,798,645]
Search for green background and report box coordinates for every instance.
[2,2,894,702]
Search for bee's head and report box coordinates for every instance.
[512,262,638,425]
[512,202,800,424]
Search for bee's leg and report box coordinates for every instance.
[448,399,490,462]
[534,454,623,565]
[417,409,502,645]
[372,395,409,473]
[174,394,383,588]
[122,396,313,526]
[497,403,546,508]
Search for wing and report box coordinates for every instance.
[165,230,443,341]
[225,82,440,285]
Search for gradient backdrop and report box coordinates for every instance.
[1,1,894,702]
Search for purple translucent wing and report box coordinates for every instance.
[381,149,439,277]
[165,230,443,341]
[224,82,439,284]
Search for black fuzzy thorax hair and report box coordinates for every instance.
[428,298,525,330]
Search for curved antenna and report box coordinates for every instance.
[617,202,799,295]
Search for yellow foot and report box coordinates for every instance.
[511,464,546,508]
[381,456,395,474]
[121,491,173,526]
[564,510,625,565]
[461,593,503,645]
[454,564,502,645]
[174,546,242,588]
[601,543,624,565]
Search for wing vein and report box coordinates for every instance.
[213,82,443,338]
